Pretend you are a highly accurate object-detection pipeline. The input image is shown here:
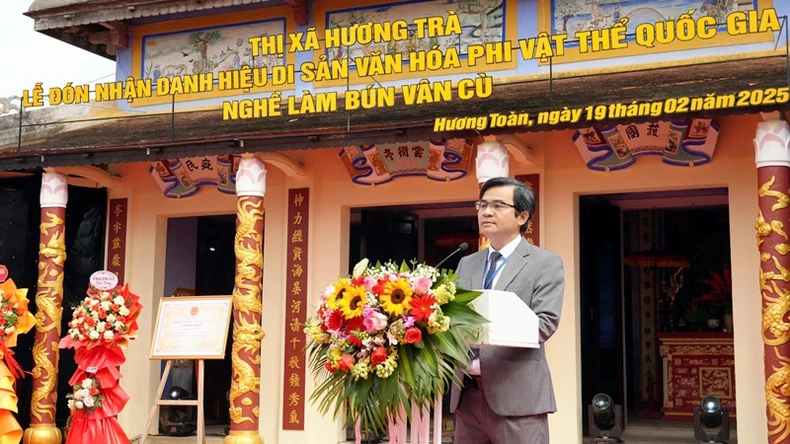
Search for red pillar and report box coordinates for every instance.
[225,156,266,444]
[24,172,68,444]
[755,116,790,443]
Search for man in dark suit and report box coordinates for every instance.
[449,176,565,444]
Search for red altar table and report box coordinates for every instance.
[657,332,736,419]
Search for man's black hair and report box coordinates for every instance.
[479,177,536,234]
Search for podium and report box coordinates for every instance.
[469,290,539,349]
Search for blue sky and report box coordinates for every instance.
[1,2,115,100]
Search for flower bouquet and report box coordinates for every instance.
[59,283,142,444]
[66,377,104,414]
[0,276,37,444]
[305,259,487,441]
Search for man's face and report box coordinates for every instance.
[478,185,528,241]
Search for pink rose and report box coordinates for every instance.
[363,276,377,292]
[363,311,388,333]
[338,354,355,372]
[320,284,335,302]
[412,277,432,295]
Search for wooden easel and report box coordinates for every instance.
[139,359,205,444]
[143,295,232,444]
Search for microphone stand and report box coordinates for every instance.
[435,242,469,269]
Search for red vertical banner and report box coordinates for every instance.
[516,174,540,247]
[107,198,128,283]
[282,188,309,430]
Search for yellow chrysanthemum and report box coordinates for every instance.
[379,278,413,317]
[326,278,352,309]
[339,286,367,320]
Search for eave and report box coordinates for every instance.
[23,0,282,59]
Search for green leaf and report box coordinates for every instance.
[428,332,461,363]
[443,302,489,326]
[453,288,483,304]
[400,346,417,388]
[417,343,439,374]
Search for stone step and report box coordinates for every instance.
[129,434,226,444]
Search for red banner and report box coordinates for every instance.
[107,199,128,283]
[282,188,309,430]
[516,174,540,247]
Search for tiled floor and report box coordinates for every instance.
[588,417,738,444]
[133,418,738,443]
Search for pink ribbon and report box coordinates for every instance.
[433,392,443,444]
[354,416,361,444]
[354,393,444,443]
[387,404,408,444]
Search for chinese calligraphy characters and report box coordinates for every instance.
[282,189,309,430]
[107,199,127,283]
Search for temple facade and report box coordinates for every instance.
[1,0,789,443]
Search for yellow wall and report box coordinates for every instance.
[109,112,766,443]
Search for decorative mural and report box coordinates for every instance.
[547,0,772,63]
[315,0,517,85]
[325,0,505,61]
[572,119,719,171]
[141,18,287,80]
[149,154,241,198]
[553,0,759,36]
[339,138,473,185]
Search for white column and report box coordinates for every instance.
[475,139,509,184]
[236,157,268,197]
[40,172,68,208]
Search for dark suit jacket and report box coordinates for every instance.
[449,237,565,417]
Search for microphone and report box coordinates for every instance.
[435,242,469,269]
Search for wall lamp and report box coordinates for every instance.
[693,396,729,443]
[588,393,624,443]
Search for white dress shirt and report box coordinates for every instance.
[469,235,522,375]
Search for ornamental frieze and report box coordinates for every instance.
[573,119,719,171]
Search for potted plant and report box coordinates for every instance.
[699,268,733,331]
[683,300,710,332]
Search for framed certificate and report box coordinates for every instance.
[150,296,233,360]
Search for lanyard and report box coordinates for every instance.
[484,254,508,289]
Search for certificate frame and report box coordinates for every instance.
[149,295,233,360]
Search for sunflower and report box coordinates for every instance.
[326,278,352,309]
[339,286,367,320]
[379,278,413,317]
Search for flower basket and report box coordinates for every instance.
[304,259,487,441]
[59,283,143,444]
[0,277,37,443]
